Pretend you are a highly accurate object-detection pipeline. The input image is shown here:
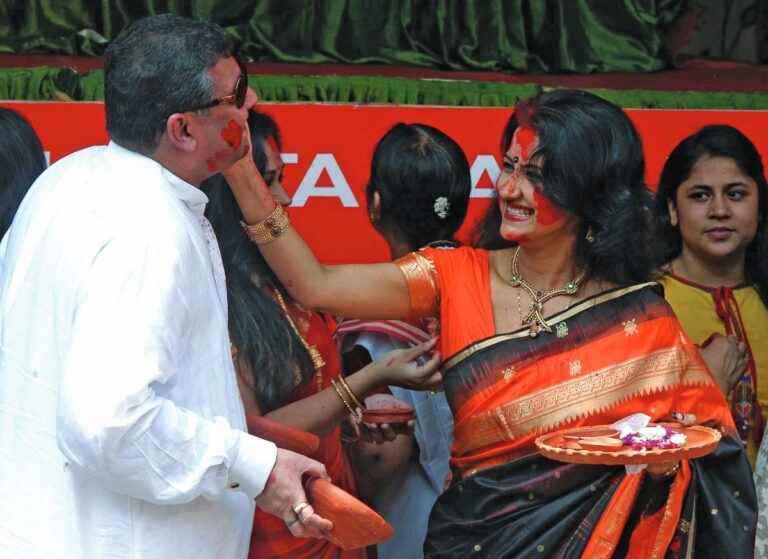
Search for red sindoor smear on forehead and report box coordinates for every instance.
[221,119,243,150]
[266,136,279,156]
[533,191,561,226]
[517,127,537,161]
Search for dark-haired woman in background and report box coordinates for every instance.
[202,111,441,559]
[224,90,755,557]
[336,123,470,559]
[653,125,768,469]
[0,107,46,240]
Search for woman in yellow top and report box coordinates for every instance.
[653,124,768,467]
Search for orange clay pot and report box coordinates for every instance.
[246,415,320,456]
[305,477,394,549]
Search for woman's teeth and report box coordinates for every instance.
[506,204,533,217]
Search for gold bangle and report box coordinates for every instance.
[330,378,361,418]
[647,463,680,480]
[240,203,290,245]
[337,375,365,410]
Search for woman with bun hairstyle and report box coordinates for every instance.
[336,123,470,558]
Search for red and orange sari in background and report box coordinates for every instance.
[396,247,756,559]
[248,294,365,559]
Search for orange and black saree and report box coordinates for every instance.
[410,251,756,558]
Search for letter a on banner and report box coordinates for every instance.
[292,154,359,207]
[470,155,501,198]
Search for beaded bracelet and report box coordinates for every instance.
[240,203,290,244]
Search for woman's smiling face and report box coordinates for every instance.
[495,127,578,246]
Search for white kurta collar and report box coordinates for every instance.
[106,141,209,219]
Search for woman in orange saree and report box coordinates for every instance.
[222,90,757,557]
[417,244,754,557]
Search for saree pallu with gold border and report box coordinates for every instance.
[424,284,756,558]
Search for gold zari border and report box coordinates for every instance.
[442,282,658,371]
[395,251,439,318]
[455,346,712,449]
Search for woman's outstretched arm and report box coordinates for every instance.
[223,147,412,319]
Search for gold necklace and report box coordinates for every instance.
[273,288,326,392]
[508,246,585,338]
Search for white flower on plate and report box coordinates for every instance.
[669,433,688,446]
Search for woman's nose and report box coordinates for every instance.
[497,171,523,198]
[708,194,731,218]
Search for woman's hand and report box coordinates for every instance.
[645,461,680,479]
[220,123,276,224]
[698,333,748,395]
[358,394,415,444]
[370,338,442,391]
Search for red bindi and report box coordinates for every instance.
[221,119,243,150]
[516,127,537,161]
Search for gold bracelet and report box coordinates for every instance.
[337,375,365,410]
[330,378,361,418]
[647,463,680,480]
[240,203,290,244]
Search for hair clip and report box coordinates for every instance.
[434,196,450,219]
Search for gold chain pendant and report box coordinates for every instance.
[273,288,326,392]
[508,246,585,338]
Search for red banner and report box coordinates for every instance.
[4,101,767,263]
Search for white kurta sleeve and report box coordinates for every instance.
[57,228,276,504]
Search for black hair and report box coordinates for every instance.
[104,14,232,154]
[366,123,471,250]
[202,110,312,413]
[0,108,46,238]
[653,125,768,307]
[249,111,282,174]
[473,89,654,286]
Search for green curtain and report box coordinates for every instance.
[0,0,685,73]
[3,66,767,109]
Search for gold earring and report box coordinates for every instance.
[585,226,595,243]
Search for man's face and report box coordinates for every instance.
[196,56,257,178]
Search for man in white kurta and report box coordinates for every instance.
[0,15,329,559]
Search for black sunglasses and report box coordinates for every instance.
[179,55,248,114]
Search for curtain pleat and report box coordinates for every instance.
[0,0,685,73]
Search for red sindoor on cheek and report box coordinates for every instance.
[533,190,562,226]
[206,150,231,172]
[517,127,537,161]
[221,119,243,150]
[503,232,530,243]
